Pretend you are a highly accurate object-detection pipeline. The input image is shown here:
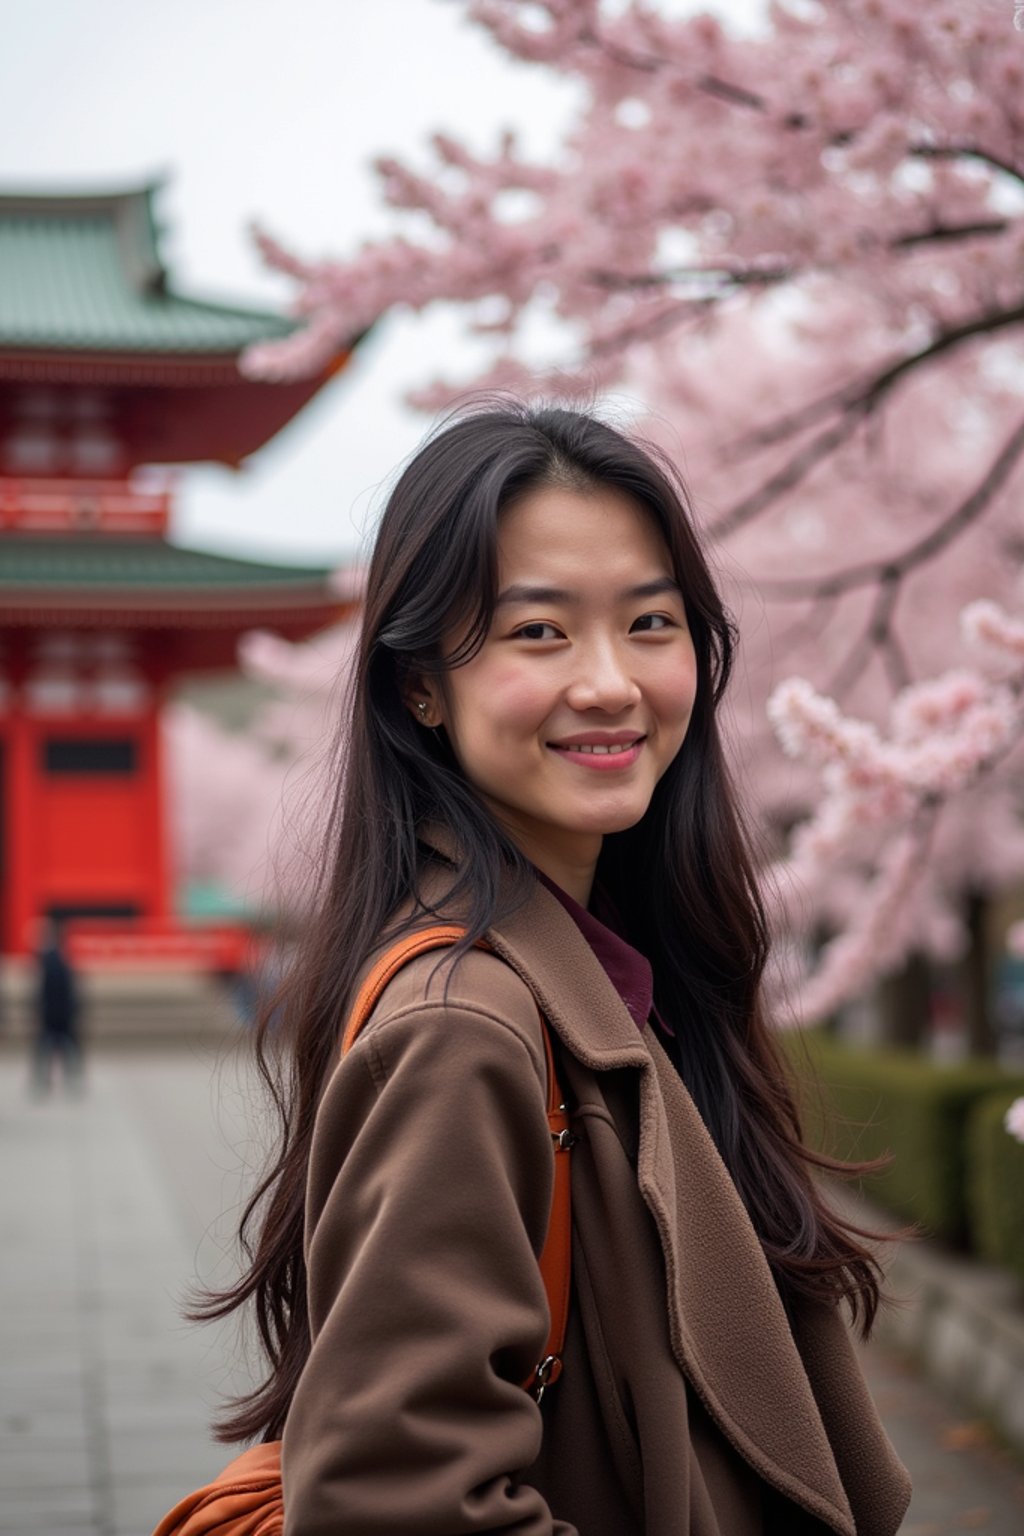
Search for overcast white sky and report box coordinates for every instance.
[2,0,759,567]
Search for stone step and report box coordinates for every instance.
[0,960,246,1045]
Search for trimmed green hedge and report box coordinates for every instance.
[787,1033,1024,1245]
[966,1090,1024,1286]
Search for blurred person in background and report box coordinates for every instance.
[31,916,83,1096]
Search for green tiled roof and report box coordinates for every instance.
[0,185,296,354]
[0,535,337,592]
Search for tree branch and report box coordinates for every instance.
[587,215,1012,303]
[723,300,1024,460]
[759,413,1024,601]
[698,73,767,111]
[587,262,791,291]
[893,218,1011,249]
[824,573,909,698]
[585,23,772,108]
[910,141,1024,190]
[881,628,913,694]
[759,593,837,659]
[586,297,706,360]
[675,305,1024,543]
[709,411,866,538]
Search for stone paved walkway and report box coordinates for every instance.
[862,1339,1024,1534]
[1,1044,1023,1534]
[0,1046,257,1536]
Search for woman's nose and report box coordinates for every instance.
[565,641,642,713]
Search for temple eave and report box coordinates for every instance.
[0,597,351,624]
[0,350,354,470]
[0,347,350,386]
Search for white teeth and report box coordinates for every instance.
[562,741,637,754]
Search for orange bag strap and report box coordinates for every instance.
[342,923,572,1399]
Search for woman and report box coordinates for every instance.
[203,404,911,1535]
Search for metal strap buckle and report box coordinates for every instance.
[533,1354,560,1404]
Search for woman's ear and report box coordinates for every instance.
[402,676,443,729]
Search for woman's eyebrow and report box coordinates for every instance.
[495,577,682,606]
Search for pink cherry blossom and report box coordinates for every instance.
[217,0,1024,1026]
[166,599,363,913]
[1005,1098,1024,1145]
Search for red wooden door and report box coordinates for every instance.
[4,709,168,952]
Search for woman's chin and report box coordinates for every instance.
[570,803,653,838]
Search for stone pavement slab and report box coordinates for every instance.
[3,1043,1024,1534]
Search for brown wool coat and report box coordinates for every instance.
[281,862,912,1536]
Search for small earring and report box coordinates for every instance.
[417,701,432,726]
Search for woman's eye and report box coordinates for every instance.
[631,613,673,633]
[514,622,563,641]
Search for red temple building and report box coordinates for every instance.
[0,184,358,964]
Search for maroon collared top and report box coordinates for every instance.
[537,870,661,1034]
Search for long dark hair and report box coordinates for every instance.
[197,402,885,1444]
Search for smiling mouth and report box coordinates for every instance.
[549,736,646,756]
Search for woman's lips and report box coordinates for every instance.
[548,736,645,769]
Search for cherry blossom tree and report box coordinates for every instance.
[166,583,363,918]
[765,601,1024,1026]
[166,700,285,910]
[237,0,1024,1044]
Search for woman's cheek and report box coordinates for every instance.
[656,658,698,756]
[665,646,698,716]
[447,661,552,765]
[479,663,556,727]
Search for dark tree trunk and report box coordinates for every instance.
[875,952,931,1049]
[962,889,995,1058]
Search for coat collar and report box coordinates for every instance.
[417,823,648,1068]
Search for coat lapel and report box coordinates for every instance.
[639,1036,856,1534]
[489,879,857,1536]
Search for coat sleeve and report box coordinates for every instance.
[281,969,579,1536]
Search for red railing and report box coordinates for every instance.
[66,919,253,973]
[0,477,171,535]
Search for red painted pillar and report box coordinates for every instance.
[143,684,172,922]
[0,722,10,951]
[7,704,38,953]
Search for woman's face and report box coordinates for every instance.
[417,483,698,895]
